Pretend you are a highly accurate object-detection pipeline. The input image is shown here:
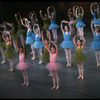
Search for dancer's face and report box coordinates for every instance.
[64,26,68,32]
[20,47,23,53]
[77,40,82,46]
[95,27,99,32]
[51,47,56,53]
[44,39,48,44]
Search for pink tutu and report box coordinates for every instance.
[16,62,30,70]
[45,62,61,71]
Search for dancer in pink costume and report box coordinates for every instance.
[16,39,30,86]
[45,41,61,90]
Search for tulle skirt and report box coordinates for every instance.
[60,40,74,48]
[90,41,100,50]
[76,21,86,28]
[43,24,50,29]
[48,23,59,30]
[16,61,30,70]
[25,36,34,44]
[92,19,100,24]
[45,62,61,71]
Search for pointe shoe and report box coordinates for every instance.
[66,64,69,67]
[22,82,26,86]
[81,76,84,80]
[55,86,59,90]
[1,60,5,64]
[31,57,35,60]
[47,74,52,77]
[10,69,13,72]
[8,69,11,72]
[51,86,56,90]
[69,64,71,67]
[38,61,42,64]
[25,83,29,86]
[77,76,81,79]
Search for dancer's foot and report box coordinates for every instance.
[77,76,81,79]
[47,73,52,77]
[1,60,5,64]
[30,52,33,54]
[22,82,26,86]
[38,61,42,64]
[66,64,69,67]
[51,86,56,90]
[10,69,13,72]
[55,86,59,90]
[25,83,29,86]
[31,57,35,60]
[8,69,11,72]
[69,64,71,67]
[81,76,84,80]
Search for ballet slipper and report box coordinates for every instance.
[81,76,84,80]
[66,64,69,67]
[30,52,33,54]
[55,86,59,90]
[1,60,5,64]
[31,57,35,60]
[69,64,71,67]
[38,61,42,64]
[51,86,56,90]
[77,76,81,79]
[10,69,13,72]
[25,83,29,86]
[8,69,11,72]
[47,73,52,77]
[22,82,26,86]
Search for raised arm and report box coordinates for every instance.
[95,2,99,13]
[60,20,65,34]
[51,6,56,18]
[5,22,12,28]
[80,7,84,16]
[39,10,45,20]
[47,30,51,48]
[68,8,71,18]
[47,6,51,18]
[91,19,95,33]
[41,30,45,44]
[76,7,78,18]
[21,18,29,27]
[81,35,86,48]
[2,32,6,42]
[73,35,77,47]
[90,3,94,14]
[16,39,20,52]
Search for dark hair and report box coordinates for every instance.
[77,39,82,46]
[63,24,69,32]
[50,43,56,50]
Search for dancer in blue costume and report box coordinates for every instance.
[39,10,50,39]
[90,2,100,27]
[2,31,16,72]
[90,19,100,67]
[60,20,74,67]
[47,6,59,43]
[15,13,26,47]
[6,22,18,53]
[21,18,35,60]
[76,7,86,40]
[73,34,86,80]
[32,24,44,64]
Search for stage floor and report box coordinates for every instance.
[0,29,99,99]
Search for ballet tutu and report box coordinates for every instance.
[90,41,100,50]
[32,41,44,49]
[76,21,86,28]
[4,49,16,58]
[92,19,100,24]
[16,61,30,70]
[73,19,78,25]
[43,24,50,30]
[60,40,74,49]
[0,42,5,48]
[48,23,59,30]
[42,47,50,62]
[45,62,61,71]
[11,34,18,40]
[25,36,34,44]
[72,54,86,63]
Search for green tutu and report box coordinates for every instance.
[16,25,26,36]
[42,46,50,62]
[4,43,16,58]
[11,28,18,40]
[0,35,5,48]
[73,19,78,25]
[72,46,86,63]
[43,19,50,29]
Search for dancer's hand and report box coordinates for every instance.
[39,10,42,13]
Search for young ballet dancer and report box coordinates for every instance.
[60,20,74,67]
[32,23,44,64]
[73,34,86,79]
[39,10,50,39]
[21,18,35,60]
[16,39,30,86]
[90,19,100,67]
[68,8,75,35]
[2,31,16,72]
[45,40,61,90]
[76,7,86,39]
[5,22,18,53]
[90,2,100,27]
[0,34,5,64]
[47,6,59,43]
[15,13,26,46]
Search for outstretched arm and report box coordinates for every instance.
[68,8,71,18]
[91,19,95,33]
[47,6,51,18]
[39,10,45,20]
[2,32,6,42]
[90,3,94,14]
[60,20,65,34]
[41,30,45,44]
[80,7,84,16]
[73,35,77,47]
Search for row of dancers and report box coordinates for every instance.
[0,3,100,90]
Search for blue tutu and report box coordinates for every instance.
[60,32,74,48]
[92,19,100,24]
[48,18,59,30]
[90,33,100,50]
[76,17,86,28]
[32,34,44,49]
[25,29,34,44]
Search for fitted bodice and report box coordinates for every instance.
[50,53,57,63]
[63,32,71,41]
[35,34,41,41]
[94,32,100,41]
[50,18,55,24]
[19,53,25,62]
[76,46,83,55]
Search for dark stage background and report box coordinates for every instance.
[0,1,99,27]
